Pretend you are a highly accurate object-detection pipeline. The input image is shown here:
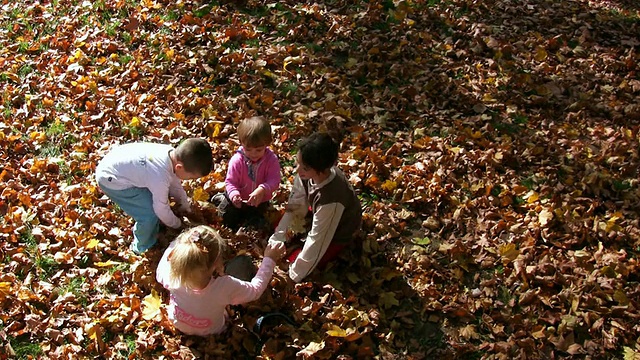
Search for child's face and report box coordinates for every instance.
[295,153,320,181]
[243,145,267,162]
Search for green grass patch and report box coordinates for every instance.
[46,120,65,137]
[39,143,62,157]
[521,176,536,190]
[105,20,121,37]
[18,42,31,55]
[56,276,87,302]
[20,227,59,280]
[512,114,529,125]
[360,191,381,208]
[39,120,70,157]
[9,335,43,359]
[241,5,269,18]
[124,123,143,139]
[305,42,323,52]
[493,121,522,135]
[34,255,58,280]
[280,81,298,97]
[612,179,632,192]
[162,9,182,22]
[193,4,213,18]
[20,227,38,253]
[18,64,33,78]
[57,161,74,185]
[120,54,134,65]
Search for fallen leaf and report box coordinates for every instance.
[538,209,553,226]
[142,289,162,321]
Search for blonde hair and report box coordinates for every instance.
[168,225,226,289]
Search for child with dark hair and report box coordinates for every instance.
[268,132,362,283]
[212,116,281,230]
[95,138,213,254]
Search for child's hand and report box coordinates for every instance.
[268,230,286,243]
[184,202,206,224]
[248,187,266,207]
[264,240,286,261]
[231,194,243,208]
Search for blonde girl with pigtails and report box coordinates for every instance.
[156,225,286,336]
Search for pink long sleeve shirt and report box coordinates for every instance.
[156,240,277,336]
[225,147,281,203]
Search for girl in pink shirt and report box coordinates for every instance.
[156,225,285,336]
[211,116,281,231]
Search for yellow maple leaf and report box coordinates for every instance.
[85,238,100,249]
[326,324,347,337]
[499,243,520,262]
[623,347,640,360]
[84,322,100,340]
[381,180,397,192]
[94,260,121,267]
[0,282,12,300]
[212,123,221,138]
[534,46,547,61]
[129,116,140,127]
[192,187,209,202]
[29,131,47,142]
[606,212,623,232]
[142,289,162,321]
[525,191,539,203]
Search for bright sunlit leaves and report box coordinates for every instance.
[538,209,553,227]
[129,117,141,127]
[326,324,348,337]
[142,289,162,321]
[0,282,12,300]
[192,187,209,202]
[0,0,638,358]
[85,238,100,249]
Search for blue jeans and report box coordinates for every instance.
[98,183,159,254]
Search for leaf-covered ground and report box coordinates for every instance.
[1,0,639,358]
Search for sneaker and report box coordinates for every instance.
[129,242,142,255]
[211,193,226,208]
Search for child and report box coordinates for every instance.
[95,138,213,254]
[212,116,281,230]
[156,225,286,336]
[268,132,362,283]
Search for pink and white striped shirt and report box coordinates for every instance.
[156,240,277,336]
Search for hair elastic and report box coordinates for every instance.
[188,229,209,253]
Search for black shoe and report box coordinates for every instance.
[252,312,297,355]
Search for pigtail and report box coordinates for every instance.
[167,225,227,289]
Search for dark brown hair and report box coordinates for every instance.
[174,138,213,176]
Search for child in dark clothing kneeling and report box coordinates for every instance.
[268,132,362,283]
